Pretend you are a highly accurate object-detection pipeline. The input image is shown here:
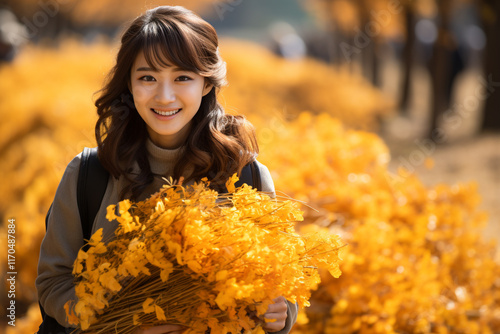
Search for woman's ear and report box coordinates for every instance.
[202,81,214,96]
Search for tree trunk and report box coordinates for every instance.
[399,5,415,115]
[359,2,372,81]
[371,40,381,87]
[328,22,341,65]
[480,0,500,131]
[428,0,454,140]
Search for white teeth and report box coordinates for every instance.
[153,108,181,116]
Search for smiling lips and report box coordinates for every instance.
[152,108,182,116]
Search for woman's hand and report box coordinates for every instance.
[262,296,288,333]
[133,324,186,334]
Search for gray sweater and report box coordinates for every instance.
[36,139,297,332]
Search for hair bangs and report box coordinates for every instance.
[141,20,203,75]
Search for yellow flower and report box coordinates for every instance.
[216,270,228,281]
[106,204,117,221]
[142,298,155,314]
[252,326,266,334]
[166,240,183,265]
[160,264,174,282]
[73,249,88,275]
[74,300,95,330]
[98,267,121,292]
[187,260,202,273]
[225,173,239,193]
[155,304,166,321]
[67,176,344,333]
[64,301,79,326]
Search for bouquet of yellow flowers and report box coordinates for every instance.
[64,175,344,333]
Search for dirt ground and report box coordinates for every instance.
[375,58,500,253]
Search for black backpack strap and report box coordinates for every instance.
[39,148,109,333]
[77,147,109,241]
[234,160,262,191]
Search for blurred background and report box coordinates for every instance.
[0,0,499,333]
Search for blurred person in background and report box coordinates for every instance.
[0,8,27,62]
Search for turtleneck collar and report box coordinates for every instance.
[146,138,185,176]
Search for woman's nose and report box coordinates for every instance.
[155,82,176,103]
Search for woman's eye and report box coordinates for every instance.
[176,76,192,82]
[140,75,156,82]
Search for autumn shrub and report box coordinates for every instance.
[1,39,498,334]
[0,38,388,312]
[257,113,500,334]
[0,40,108,311]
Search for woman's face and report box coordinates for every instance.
[130,50,213,149]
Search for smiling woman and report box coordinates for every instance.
[35,5,298,334]
[92,5,257,200]
[130,51,213,149]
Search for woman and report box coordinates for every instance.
[36,5,297,334]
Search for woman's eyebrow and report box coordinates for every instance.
[136,66,157,72]
[135,66,187,72]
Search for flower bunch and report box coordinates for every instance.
[0,39,385,309]
[64,176,344,333]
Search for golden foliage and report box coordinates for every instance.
[65,177,343,333]
[66,0,222,24]
[305,0,405,39]
[219,38,393,131]
[5,303,42,334]
[8,0,222,25]
[257,112,500,334]
[0,39,499,334]
[0,39,108,302]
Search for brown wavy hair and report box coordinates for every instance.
[94,6,258,200]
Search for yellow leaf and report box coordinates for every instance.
[64,301,79,325]
[155,304,166,321]
[73,249,87,275]
[143,298,155,313]
[81,319,91,331]
[252,326,266,334]
[133,313,141,325]
[99,274,121,292]
[187,260,202,273]
[106,205,117,221]
[118,199,132,215]
[225,173,239,193]
[166,241,183,265]
[74,301,94,330]
[160,266,174,282]
[88,228,103,245]
[216,270,228,281]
